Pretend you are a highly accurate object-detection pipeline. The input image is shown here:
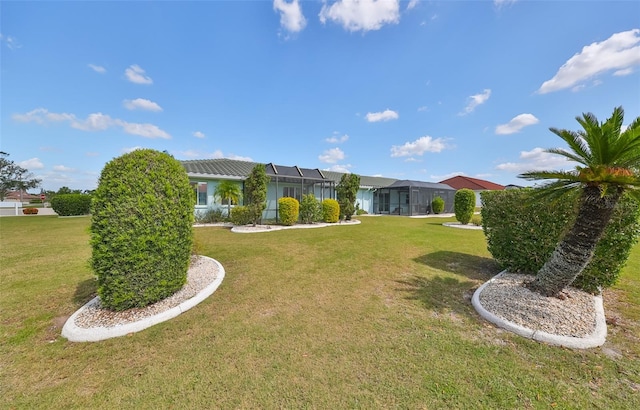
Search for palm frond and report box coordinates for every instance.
[545,148,588,166]
[549,128,590,164]
[577,112,605,163]
[518,170,580,182]
[526,179,582,201]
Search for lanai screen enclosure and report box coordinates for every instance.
[373,180,456,216]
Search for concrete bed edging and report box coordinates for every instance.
[62,256,225,342]
[471,270,607,349]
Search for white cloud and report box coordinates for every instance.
[123,98,163,112]
[319,0,400,33]
[496,147,576,173]
[460,89,491,115]
[0,33,22,50]
[537,29,640,94]
[53,165,76,172]
[365,109,399,122]
[494,0,517,8]
[614,67,634,76]
[407,0,419,10]
[18,158,44,170]
[319,147,345,163]
[13,108,171,139]
[273,0,307,34]
[88,64,106,74]
[495,113,539,135]
[417,106,429,112]
[325,164,353,173]
[430,171,465,181]
[390,136,447,157]
[325,132,349,143]
[125,64,153,85]
[193,131,206,139]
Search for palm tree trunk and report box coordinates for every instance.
[526,185,621,297]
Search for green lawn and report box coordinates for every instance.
[1,215,639,409]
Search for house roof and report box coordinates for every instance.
[386,180,455,190]
[182,159,399,187]
[438,175,505,191]
[181,159,257,179]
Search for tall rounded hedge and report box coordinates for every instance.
[51,194,92,216]
[454,189,476,224]
[322,199,340,223]
[90,149,195,311]
[278,197,299,226]
[431,196,445,214]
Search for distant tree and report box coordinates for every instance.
[214,180,243,217]
[0,152,41,201]
[244,164,270,225]
[56,186,74,195]
[336,173,360,221]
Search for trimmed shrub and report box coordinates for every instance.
[90,149,194,311]
[431,196,445,214]
[481,189,640,293]
[51,194,92,216]
[454,189,475,224]
[322,199,340,223]
[300,194,322,224]
[470,214,482,226]
[22,207,38,214]
[230,205,252,225]
[278,197,299,226]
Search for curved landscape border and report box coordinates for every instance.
[472,270,607,349]
[62,256,225,342]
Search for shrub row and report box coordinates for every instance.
[51,194,92,216]
[481,189,640,293]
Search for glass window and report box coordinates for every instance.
[190,182,208,206]
[283,187,301,201]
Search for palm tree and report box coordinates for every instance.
[519,106,640,297]
[214,180,242,218]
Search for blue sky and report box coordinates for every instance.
[2,0,639,191]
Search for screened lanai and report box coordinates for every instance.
[373,180,456,216]
[264,163,335,221]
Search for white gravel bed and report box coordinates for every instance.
[72,256,218,329]
[478,272,597,338]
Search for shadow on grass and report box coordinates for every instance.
[413,251,499,281]
[396,275,477,314]
[73,278,97,306]
[396,251,501,315]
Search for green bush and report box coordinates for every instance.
[278,197,299,226]
[336,173,360,221]
[481,189,640,293]
[300,194,322,224]
[230,205,252,225]
[322,199,340,223]
[454,189,476,224]
[470,214,482,226]
[356,208,368,215]
[431,196,445,214]
[90,149,195,311]
[51,194,92,216]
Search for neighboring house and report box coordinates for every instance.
[181,159,457,220]
[438,176,505,207]
[3,190,41,203]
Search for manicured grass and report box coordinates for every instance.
[1,215,639,408]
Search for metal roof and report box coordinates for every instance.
[182,158,402,188]
[386,180,456,190]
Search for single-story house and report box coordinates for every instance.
[438,175,505,207]
[181,159,457,220]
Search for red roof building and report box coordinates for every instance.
[439,176,505,207]
[439,176,505,191]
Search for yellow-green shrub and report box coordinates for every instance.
[278,197,299,226]
[322,199,340,223]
